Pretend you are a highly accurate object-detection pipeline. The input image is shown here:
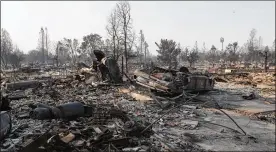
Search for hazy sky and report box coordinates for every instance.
[1,1,275,55]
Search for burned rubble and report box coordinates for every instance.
[1,50,275,152]
[1,1,276,151]
[0,82,157,152]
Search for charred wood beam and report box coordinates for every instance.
[134,74,170,92]
[151,95,171,109]
[134,69,170,86]
[19,132,52,152]
[123,71,134,84]
[135,81,167,92]
[7,94,28,100]
[5,80,49,91]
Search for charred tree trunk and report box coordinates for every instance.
[113,35,116,60]
[124,26,128,73]
[121,56,124,78]
[264,51,268,72]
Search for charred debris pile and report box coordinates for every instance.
[1,50,273,152]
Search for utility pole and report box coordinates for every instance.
[195,41,198,51]
[220,37,224,51]
[203,42,206,52]
[259,36,262,48]
[41,27,45,64]
[144,41,148,65]
[45,27,48,64]
[264,46,269,72]
[55,42,59,67]
[139,30,144,67]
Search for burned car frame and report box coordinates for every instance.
[133,66,215,94]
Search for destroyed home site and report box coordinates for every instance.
[0,1,275,152]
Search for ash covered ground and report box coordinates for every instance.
[0,68,275,152]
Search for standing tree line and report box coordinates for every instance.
[155,28,275,70]
[1,28,25,69]
[1,2,275,72]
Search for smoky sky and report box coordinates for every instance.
[1,1,275,55]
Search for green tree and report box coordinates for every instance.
[25,49,42,63]
[187,49,199,67]
[8,46,24,68]
[80,34,104,60]
[180,47,189,62]
[156,39,181,69]
[226,42,239,65]
[187,42,199,67]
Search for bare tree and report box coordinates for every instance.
[134,44,141,64]
[269,40,275,64]
[258,36,263,48]
[106,7,122,60]
[56,41,71,66]
[247,28,260,66]
[36,27,49,64]
[259,46,270,72]
[45,27,50,63]
[138,30,145,65]
[200,42,206,61]
[127,30,137,58]
[63,38,80,66]
[103,39,112,56]
[116,1,133,73]
[73,39,80,55]
[144,41,148,64]
[1,28,13,68]
[237,43,247,63]
[40,27,45,64]
[207,45,217,67]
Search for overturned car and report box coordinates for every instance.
[133,66,215,94]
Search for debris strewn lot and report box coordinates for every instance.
[1,63,275,152]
